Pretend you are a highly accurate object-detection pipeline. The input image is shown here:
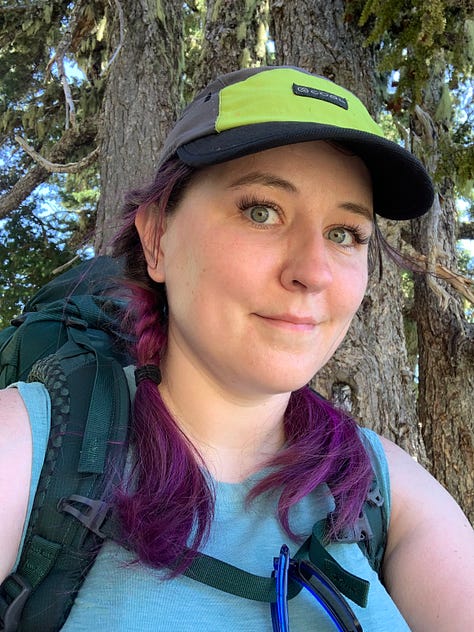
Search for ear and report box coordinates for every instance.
[135,205,166,283]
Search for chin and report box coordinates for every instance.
[255,373,319,397]
[236,356,330,397]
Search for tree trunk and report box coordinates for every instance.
[410,65,474,522]
[270,0,380,113]
[192,0,269,92]
[270,0,426,460]
[94,0,184,253]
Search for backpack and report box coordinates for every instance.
[0,256,132,631]
[0,257,387,631]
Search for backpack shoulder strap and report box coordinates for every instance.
[357,427,389,574]
[0,343,130,632]
[315,426,388,577]
[175,438,388,610]
[305,475,386,609]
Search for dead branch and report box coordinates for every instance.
[14,135,98,173]
[0,121,97,219]
[57,54,77,129]
[102,0,125,75]
[403,247,474,305]
[45,3,87,130]
[52,254,82,275]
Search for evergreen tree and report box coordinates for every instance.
[0,0,473,519]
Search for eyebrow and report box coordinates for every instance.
[339,202,374,222]
[228,171,298,193]
[228,171,373,221]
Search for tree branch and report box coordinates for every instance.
[57,54,77,130]
[14,135,99,173]
[45,2,88,130]
[403,247,474,305]
[52,254,82,275]
[102,0,125,75]
[0,163,48,219]
[0,121,97,219]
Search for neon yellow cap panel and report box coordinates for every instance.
[216,69,384,138]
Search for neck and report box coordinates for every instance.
[158,355,289,483]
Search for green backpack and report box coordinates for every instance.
[0,256,131,631]
[0,257,386,632]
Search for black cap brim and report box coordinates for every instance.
[178,122,434,220]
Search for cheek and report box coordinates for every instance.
[335,262,368,315]
[164,228,243,308]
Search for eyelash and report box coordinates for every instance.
[236,195,372,245]
[331,224,372,246]
[236,195,282,227]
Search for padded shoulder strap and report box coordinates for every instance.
[0,346,130,632]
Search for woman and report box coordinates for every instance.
[1,66,473,631]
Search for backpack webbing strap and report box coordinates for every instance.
[0,536,62,631]
[179,525,370,608]
[176,476,386,608]
[64,327,119,474]
[0,574,31,632]
[306,521,370,607]
[183,552,303,602]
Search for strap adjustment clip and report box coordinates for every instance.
[58,494,110,538]
[0,573,32,632]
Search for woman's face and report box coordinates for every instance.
[141,141,373,399]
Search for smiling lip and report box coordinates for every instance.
[255,313,317,331]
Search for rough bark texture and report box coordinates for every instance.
[192,0,269,91]
[94,0,184,253]
[410,71,474,521]
[270,0,380,113]
[270,0,426,460]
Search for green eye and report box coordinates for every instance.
[239,198,281,226]
[249,206,271,223]
[328,227,350,244]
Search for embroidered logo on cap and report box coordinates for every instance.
[292,83,348,110]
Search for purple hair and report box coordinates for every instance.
[112,158,374,574]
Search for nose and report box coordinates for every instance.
[280,231,333,292]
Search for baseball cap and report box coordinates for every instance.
[159,66,434,220]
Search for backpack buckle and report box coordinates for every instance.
[0,573,32,632]
[367,483,384,507]
[58,494,110,538]
[335,511,374,543]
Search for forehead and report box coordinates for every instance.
[190,141,373,204]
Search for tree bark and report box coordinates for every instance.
[270,0,426,460]
[94,0,185,253]
[410,69,474,522]
[192,0,269,92]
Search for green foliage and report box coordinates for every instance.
[0,0,108,305]
[1,2,73,145]
[350,0,474,260]
[355,0,473,102]
[0,0,111,152]
[52,165,99,248]
[0,203,85,328]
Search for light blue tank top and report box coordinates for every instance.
[15,381,411,631]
